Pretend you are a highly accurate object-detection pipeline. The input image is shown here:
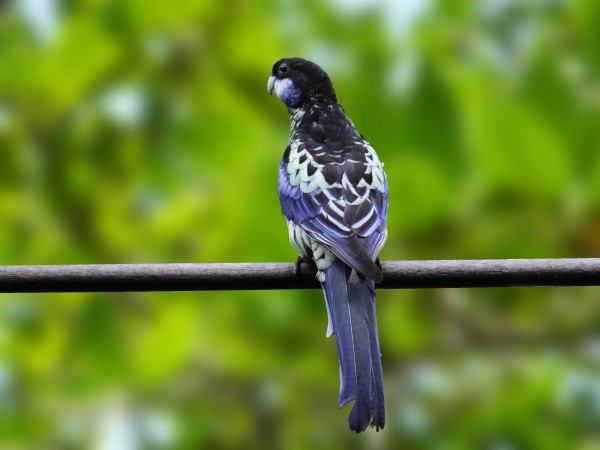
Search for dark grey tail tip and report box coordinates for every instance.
[349,421,385,433]
[350,424,365,433]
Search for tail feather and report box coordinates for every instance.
[364,280,385,430]
[323,261,355,405]
[322,260,385,432]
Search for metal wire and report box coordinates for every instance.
[0,258,599,293]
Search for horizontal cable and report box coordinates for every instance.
[0,259,599,293]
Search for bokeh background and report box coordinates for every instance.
[1,0,600,448]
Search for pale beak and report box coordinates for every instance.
[267,75,276,95]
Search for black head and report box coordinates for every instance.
[267,57,337,108]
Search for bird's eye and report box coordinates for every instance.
[278,63,289,75]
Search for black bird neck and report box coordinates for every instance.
[287,100,360,146]
[288,100,342,130]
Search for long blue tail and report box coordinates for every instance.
[322,260,385,432]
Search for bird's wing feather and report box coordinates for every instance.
[278,138,388,281]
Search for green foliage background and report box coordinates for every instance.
[1,0,600,448]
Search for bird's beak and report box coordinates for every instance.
[267,75,276,95]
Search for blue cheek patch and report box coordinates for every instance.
[276,78,301,108]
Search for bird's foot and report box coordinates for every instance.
[375,257,382,272]
[295,256,317,279]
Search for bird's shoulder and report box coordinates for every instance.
[281,135,386,198]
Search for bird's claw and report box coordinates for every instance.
[295,256,317,279]
[375,257,382,272]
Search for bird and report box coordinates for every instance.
[267,57,388,432]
